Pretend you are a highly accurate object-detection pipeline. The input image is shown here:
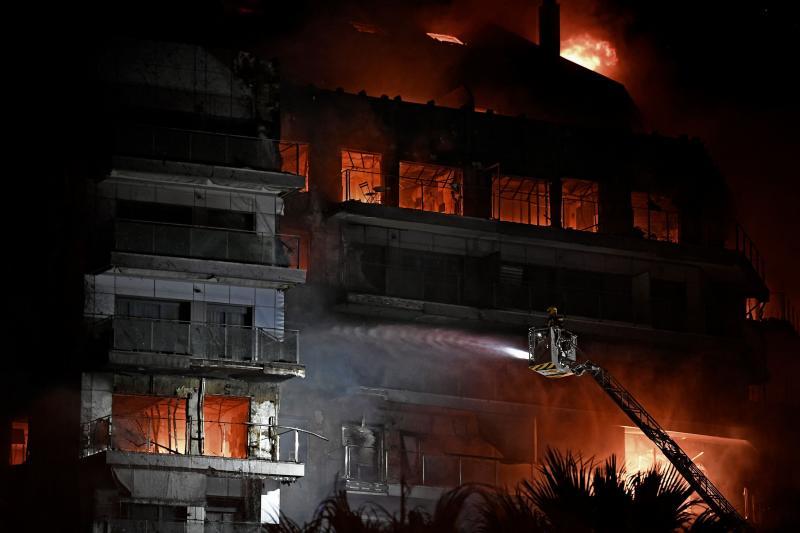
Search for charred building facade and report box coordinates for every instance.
[2,1,798,530]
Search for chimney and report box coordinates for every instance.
[539,0,560,56]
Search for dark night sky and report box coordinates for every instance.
[603,0,800,306]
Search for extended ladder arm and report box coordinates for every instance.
[571,360,750,531]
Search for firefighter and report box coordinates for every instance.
[546,305,565,328]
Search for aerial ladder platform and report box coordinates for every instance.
[528,310,750,531]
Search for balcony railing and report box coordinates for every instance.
[746,292,800,334]
[343,445,533,489]
[101,519,266,533]
[733,223,766,284]
[96,316,300,364]
[81,414,314,465]
[113,219,301,268]
[342,170,464,215]
[115,123,309,176]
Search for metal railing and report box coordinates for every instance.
[95,316,300,364]
[342,169,386,204]
[113,219,301,268]
[81,414,322,462]
[115,123,309,176]
[102,519,266,532]
[343,445,533,489]
[733,223,766,283]
[341,169,464,215]
[746,292,800,334]
[387,451,534,488]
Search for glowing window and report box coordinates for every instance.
[399,162,463,215]
[632,192,680,243]
[492,176,549,226]
[561,179,598,232]
[112,395,187,455]
[9,419,28,465]
[426,33,465,45]
[203,396,250,459]
[342,150,383,203]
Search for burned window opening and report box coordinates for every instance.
[342,149,383,203]
[112,394,188,455]
[492,175,550,226]
[632,191,680,243]
[203,395,250,459]
[343,423,384,483]
[9,418,29,465]
[561,178,599,232]
[399,162,463,215]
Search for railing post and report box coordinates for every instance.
[294,430,300,463]
[254,327,259,362]
[458,457,462,486]
[422,454,426,486]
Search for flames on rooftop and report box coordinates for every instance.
[426,32,466,45]
[561,33,619,76]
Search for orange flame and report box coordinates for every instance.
[561,33,619,75]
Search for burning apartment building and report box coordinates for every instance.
[1,0,798,530]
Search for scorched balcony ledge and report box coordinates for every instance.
[100,449,305,479]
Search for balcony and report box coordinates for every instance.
[115,123,309,177]
[100,520,265,533]
[81,415,305,478]
[342,169,463,216]
[98,220,306,287]
[342,445,533,496]
[90,317,304,380]
[114,220,300,267]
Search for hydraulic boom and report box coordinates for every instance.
[528,315,750,530]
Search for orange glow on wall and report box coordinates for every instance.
[562,178,598,232]
[203,395,250,459]
[624,426,755,515]
[112,395,187,454]
[561,34,618,75]
[9,419,28,465]
[342,150,383,203]
[399,162,463,215]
